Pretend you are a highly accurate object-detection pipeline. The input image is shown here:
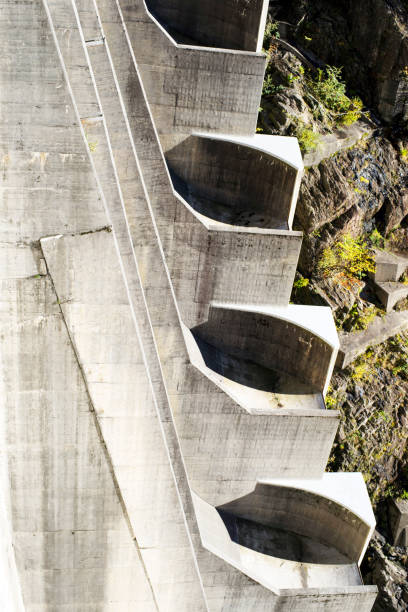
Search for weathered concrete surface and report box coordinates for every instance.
[0,1,161,608]
[0,406,25,612]
[194,493,378,608]
[0,0,203,609]
[388,498,408,547]
[0,277,158,610]
[47,0,301,329]
[374,280,408,312]
[146,0,268,51]
[337,310,408,368]
[40,232,209,612]
[193,304,337,392]
[41,228,339,507]
[218,480,372,564]
[33,5,351,599]
[373,249,408,283]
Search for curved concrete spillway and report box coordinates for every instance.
[192,303,338,393]
[145,0,268,51]
[167,134,302,230]
[1,0,378,610]
[193,475,375,592]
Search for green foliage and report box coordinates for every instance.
[285,64,305,89]
[400,271,408,285]
[296,124,321,153]
[399,490,408,500]
[342,303,378,332]
[318,233,376,280]
[369,228,385,249]
[318,245,338,274]
[293,276,309,289]
[392,354,408,379]
[350,360,372,381]
[262,75,284,97]
[307,65,364,126]
[325,386,339,409]
[400,147,408,162]
[376,410,392,422]
[263,20,280,49]
[308,66,347,111]
[341,97,364,126]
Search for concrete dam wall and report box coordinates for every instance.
[0,0,378,610]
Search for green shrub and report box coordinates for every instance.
[318,233,376,280]
[369,228,385,249]
[307,66,364,126]
[263,20,280,49]
[351,360,372,381]
[296,124,321,153]
[400,147,408,161]
[342,303,378,332]
[318,246,338,274]
[293,276,310,289]
[262,74,284,97]
[325,386,339,409]
[341,97,364,126]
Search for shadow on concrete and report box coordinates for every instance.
[171,169,288,229]
[144,0,265,51]
[167,135,299,230]
[218,510,351,564]
[216,482,371,565]
[193,332,318,394]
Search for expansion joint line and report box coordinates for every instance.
[40,2,160,609]
[41,255,152,573]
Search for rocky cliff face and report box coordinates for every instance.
[262,1,408,609]
[272,0,408,125]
